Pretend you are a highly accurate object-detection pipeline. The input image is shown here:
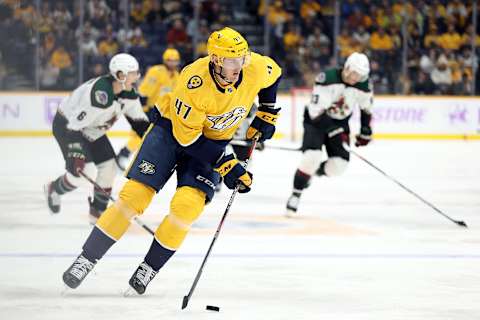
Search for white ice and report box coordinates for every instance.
[0,137,479,320]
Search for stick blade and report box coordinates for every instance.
[181,296,189,310]
[457,221,468,228]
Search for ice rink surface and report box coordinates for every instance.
[0,137,479,320]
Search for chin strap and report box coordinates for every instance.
[213,66,233,85]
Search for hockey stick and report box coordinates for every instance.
[78,170,156,235]
[343,144,468,228]
[181,138,259,310]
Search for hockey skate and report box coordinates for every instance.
[285,192,301,218]
[44,182,61,214]
[63,254,96,289]
[124,262,157,296]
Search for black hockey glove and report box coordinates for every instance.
[214,153,253,193]
[66,142,86,177]
[355,126,372,147]
[356,109,372,147]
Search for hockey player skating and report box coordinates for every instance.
[285,52,373,217]
[44,53,149,222]
[116,48,181,170]
[62,27,282,294]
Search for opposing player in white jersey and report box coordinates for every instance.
[286,52,373,217]
[44,53,149,222]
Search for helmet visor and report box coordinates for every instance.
[222,56,248,69]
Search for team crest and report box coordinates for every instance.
[316,72,326,83]
[207,107,247,131]
[138,160,155,175]
[187,76,203,89]
[95,90,108,105]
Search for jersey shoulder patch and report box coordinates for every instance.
[90,76,115,108]
[187,75,203,89]
[315,69,342,85]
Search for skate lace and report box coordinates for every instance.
[136,262,157,286]
[70,255,94,280]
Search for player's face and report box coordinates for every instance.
[124,70,141,89]
[220,56,246,82]
[342,67,362,85]
[165,59,179,71]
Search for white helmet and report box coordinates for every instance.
[109,53,139,80]
[344,52,370,79]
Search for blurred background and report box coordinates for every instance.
[0,0,479,95]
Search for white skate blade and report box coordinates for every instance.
[123,287,138,297]
[285,209,298,218]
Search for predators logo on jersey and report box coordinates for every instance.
[207,106,247,131]
[159,52,282,145]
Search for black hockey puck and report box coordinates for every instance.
[206,305,220,312]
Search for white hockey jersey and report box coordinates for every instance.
[307,68,373,120]
[58,75,147,141]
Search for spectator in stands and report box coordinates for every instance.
[42,32,57,61]
[80,28,99,57]
[412,71,436,95]
[88,0,110,20]
[130,2,147,25]
[438,24,463,51]
[37,2,54,34]
[446,0,468,27]
[337,27,355,58]
[370,59,390,94]
[369,27,394,52]
[167,19,189,47]
[50,45,73,71]
[39,61,60,90]
[98,36,119,58]
[305,26,330,63]
[346,7,368,30]
[419,48,437,74]
[129,27,148,50]
[352,25,370,50]
[423,24,440,49]
[52,2,72,35]
[300,0,322,20]
[430,54,453,94]
[283,23,303,53]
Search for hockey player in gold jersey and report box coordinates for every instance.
[116,48,181,170]
[63,27,282,294]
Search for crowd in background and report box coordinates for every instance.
[264,0,479,94]
[0,0,479,95]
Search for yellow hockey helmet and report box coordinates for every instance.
[162,48,180,62]
[207,27,250,66]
